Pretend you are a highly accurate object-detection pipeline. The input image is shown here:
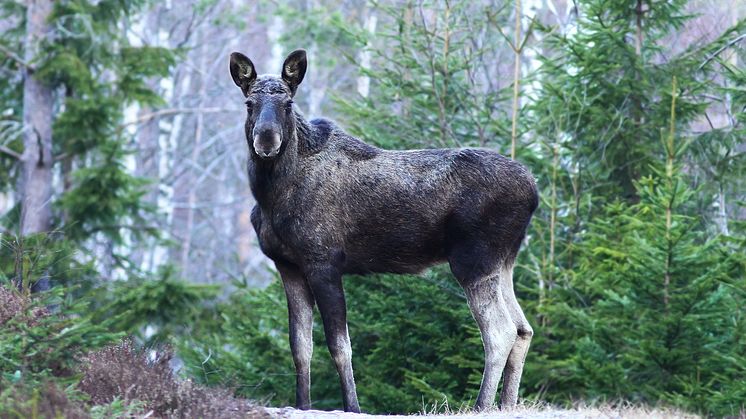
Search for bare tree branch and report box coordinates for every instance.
[119,107,239,129]
[0,145,22,160]
[0,43,33,70]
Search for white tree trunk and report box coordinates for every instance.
[179,71,205,271]
[356,12,377,98]
[20,0,54,236]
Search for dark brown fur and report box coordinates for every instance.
[230,50,538,413]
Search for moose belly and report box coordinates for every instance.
[343,220,447,275]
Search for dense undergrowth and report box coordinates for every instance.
[0,282,265,419]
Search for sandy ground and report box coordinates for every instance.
[264,405,698,419]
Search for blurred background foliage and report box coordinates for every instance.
[0,0,744,417]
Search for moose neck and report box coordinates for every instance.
[248,110,313,208]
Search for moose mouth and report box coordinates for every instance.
[255,146,281,159]
[253,133,282,159]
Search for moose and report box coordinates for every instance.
[230,49,538,413]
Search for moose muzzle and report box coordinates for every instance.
[253,124,282,159]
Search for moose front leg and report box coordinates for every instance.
[306,264,361,413]
[277,263,315,410]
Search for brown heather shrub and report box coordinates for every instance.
[79,339,269,418]
[0,285,48,327]
[0,285,26,325]
[79,340,178,409]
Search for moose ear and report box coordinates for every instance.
[230,52,257,96]
[281,49,307,96]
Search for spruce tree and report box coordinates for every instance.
[523,3,746,414]
[0,0,175,281]
[538,81,745,415]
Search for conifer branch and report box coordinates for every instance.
[698,33,746,70]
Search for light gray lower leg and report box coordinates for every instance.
[498,264,533,409]
[327,324,359,412]
[465,278,518,411]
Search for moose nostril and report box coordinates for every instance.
[253,126,281,159]
[254,128,280,143]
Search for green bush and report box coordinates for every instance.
[89,265,220,346]
[0,282,122,384]
[0,380,89,419]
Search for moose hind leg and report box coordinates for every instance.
[277,264,315,410]
[498,264,533,409]
[306,266,361,413]
[463,276,518,411]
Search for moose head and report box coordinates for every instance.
[229,49,307,159]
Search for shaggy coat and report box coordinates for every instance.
[231,49,538,413]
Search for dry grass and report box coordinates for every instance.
[417,398,700,419]
[267,400,700,419]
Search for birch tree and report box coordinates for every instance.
[19,0,53,236]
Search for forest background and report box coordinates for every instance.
[0,0,744,417]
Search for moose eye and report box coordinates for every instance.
[285,101,294,113]
[245,100,254,112]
